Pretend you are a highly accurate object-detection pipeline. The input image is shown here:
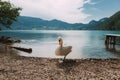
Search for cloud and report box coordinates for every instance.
[7,0,92,23]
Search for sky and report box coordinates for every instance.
[4,0,120,23]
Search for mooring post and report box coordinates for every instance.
[112,36,116,49]
[105,35,109,49]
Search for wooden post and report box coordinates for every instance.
[105,35,109,49]
[105,34,118,50]
[113,36,116,49]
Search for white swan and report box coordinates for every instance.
[55,37,72,61]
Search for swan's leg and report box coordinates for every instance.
[63,55,66,62]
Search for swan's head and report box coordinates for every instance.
[58,37,63,46]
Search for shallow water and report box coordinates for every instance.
[0,30,120,59]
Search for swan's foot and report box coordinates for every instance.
[58,56,67,63]
[58,59,63,63]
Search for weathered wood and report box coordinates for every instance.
[106,34,120,37]
[0,44,32,53]
[105,34,120,49]
[12,46,32,53]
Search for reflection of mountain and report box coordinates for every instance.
[5,10,119,30]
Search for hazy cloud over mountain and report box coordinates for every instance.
[4,0,120,23]
[6,0,93,23]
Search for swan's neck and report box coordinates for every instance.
[60,44,63,47]
[58,39,63,47]
[59,42,63,47]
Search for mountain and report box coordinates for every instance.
[5,16,107,30]
[79,18,108,30]
[2,11,120,30]
[98,11,120,30]
[10,16,75,30]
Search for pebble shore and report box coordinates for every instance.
[0,49,120,80]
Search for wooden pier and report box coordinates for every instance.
[105,34,120,49]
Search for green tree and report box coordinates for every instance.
[0,0,22,30]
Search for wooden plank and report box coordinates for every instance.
[106,34,120,37]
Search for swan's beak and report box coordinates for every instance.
[58,38,63,46]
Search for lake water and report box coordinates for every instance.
[0,30,120,59]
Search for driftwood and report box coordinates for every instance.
[0,44,32,53]
[12,46,32,53]
[0,36,31,53]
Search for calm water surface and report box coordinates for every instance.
[0,30,120,59]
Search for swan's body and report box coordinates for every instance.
[55,46,72,56]
[55,37,72,61]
